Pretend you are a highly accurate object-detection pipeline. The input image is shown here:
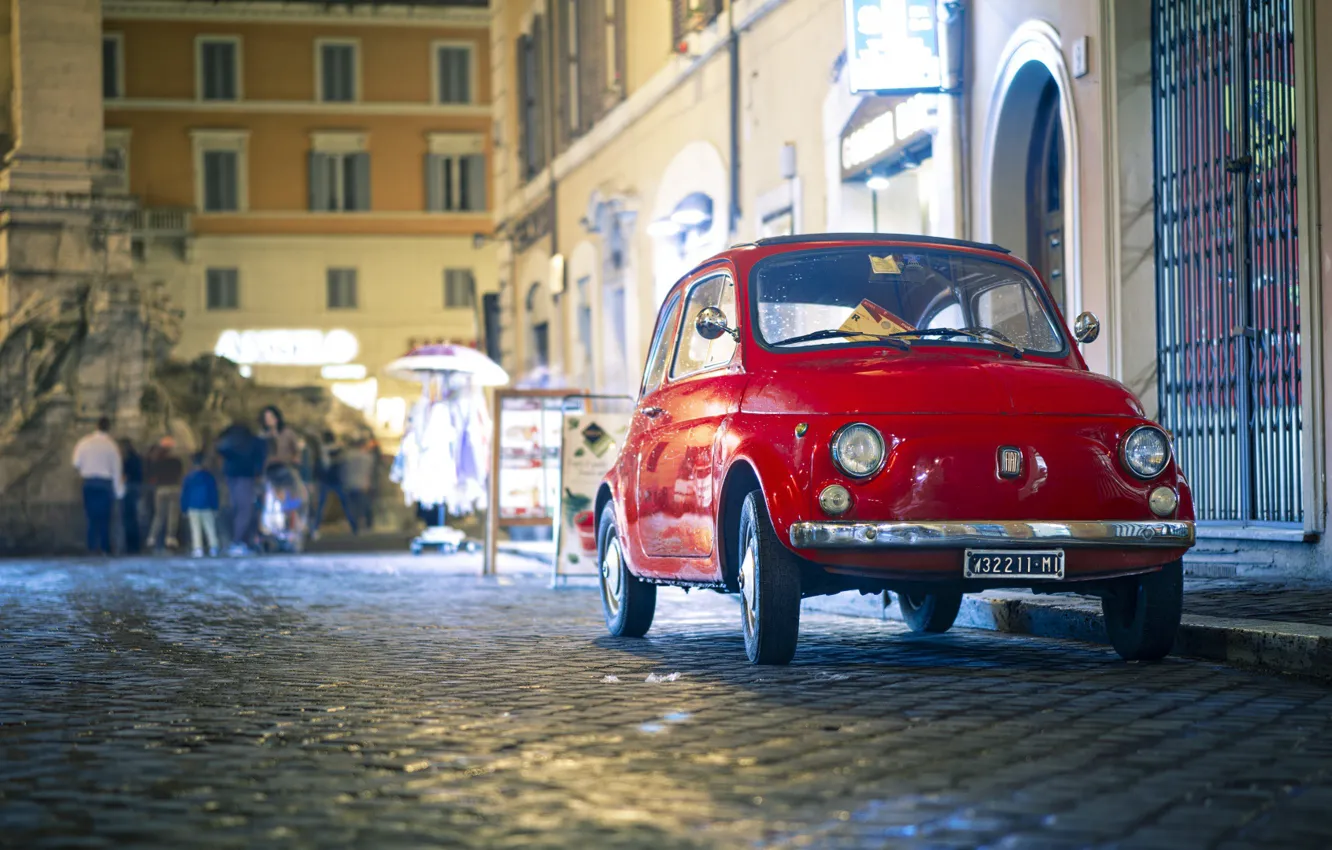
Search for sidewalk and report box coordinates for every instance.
[805,576,1332,680]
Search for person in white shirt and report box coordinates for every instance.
[72,417,125,554]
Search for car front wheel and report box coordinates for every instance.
[597,506,656,638]
[737,491,801,665]
[898,586,963,633]
[1101,560,1183,661]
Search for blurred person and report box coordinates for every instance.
[340,438,375,537]
[119,438,144,554]
[144,436,184,552]
[259,406,301,471]
[180,452,220,557]
[216,420,264,555]
[312,430,354,538]
[259,406,308,547]
[363,434,383,532]
[72,417,124,555]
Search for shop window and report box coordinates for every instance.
[198,37,240,101]
[444,269,476,308]
[435,44,473,104]
[206,268,239,310]
[103,35,123,99]
[318,41,358,103]
[327,268,358,309]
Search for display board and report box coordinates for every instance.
[496,396,563,520]
[554,412,632,579]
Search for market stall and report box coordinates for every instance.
[385,343,508,554]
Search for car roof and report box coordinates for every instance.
[665,232,1019,302]
[739,232,1011,254]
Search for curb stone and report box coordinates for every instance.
[802,591,1332,680]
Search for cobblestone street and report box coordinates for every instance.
[3,555,1332,849]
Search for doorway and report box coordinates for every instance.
[1026,79,1065,308]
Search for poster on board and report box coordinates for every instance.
[555,413,632,579]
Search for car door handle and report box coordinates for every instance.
[640,406,664,418]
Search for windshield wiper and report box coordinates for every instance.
[888,327,1024,358]
[770,328,911,351]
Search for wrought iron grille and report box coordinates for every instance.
[1152,0,1301,525]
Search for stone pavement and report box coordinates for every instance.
[810,576,1332,682]
[3,554,1332,849]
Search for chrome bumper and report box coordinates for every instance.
[789,520,1196,550]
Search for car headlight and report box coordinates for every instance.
[1121,425,1171,479]
[831,423,886,479]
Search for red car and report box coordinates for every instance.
[594,234,1195,665]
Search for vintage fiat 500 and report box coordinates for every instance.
[594,234,1195,665]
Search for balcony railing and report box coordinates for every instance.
[132,207,192,236]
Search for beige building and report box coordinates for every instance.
[102,0,499,441]
[490,0,1332,575]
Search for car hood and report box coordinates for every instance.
[741,350,1145,416]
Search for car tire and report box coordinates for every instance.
[1101,559,1183,661]
[597,506,656,638]
[738,491,802,665]
[898,587,963,633]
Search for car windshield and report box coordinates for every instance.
[752,247,1066,355]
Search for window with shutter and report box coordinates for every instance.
[103,35,123,99]
[444,269,476,308]
[436,45,472,104]
[309,150,369,212]
[319,43,357,102]
[202,150,239,212]
[199,39,239,101]
[327,268,358,309]
[517,17,548,180]
[206,268,240,310]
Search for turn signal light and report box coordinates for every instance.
[1149,486,1178,518]
[819,485,852,516]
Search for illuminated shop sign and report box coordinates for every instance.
[844,0,944,95]
[214,329,359,366]
[841,94,937,175]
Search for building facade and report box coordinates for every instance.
[490,0,1332,576]
[102,0,497,439]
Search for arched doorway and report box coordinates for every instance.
[649,141,728,309]
[981,22,1078,318]
[1026,79,1064,306]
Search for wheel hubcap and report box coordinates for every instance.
[600,536,624,617]
[739,541,757,632]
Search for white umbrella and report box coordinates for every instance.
[384,343,509,386]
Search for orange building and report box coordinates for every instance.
[102,0,498,438]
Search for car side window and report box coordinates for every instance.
[671,274,737,378]
[640,293,683,397]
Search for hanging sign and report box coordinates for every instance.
[844,0,944,95]
[555,413,632,578]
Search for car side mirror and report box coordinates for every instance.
[1073,311,1100,344]
[695,306,737,341]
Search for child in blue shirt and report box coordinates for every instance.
[180,452,220,557]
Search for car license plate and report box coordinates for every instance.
[964,549,1065,579]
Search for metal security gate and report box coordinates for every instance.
[1152,0,1302,525]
